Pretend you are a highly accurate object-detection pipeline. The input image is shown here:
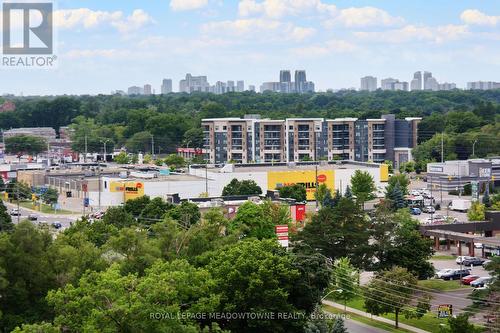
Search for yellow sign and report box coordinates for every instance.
[380,164,389,182]
[110,181,144,201]
[268,170,335,201]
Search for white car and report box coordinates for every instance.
[422,206,436,213]
[435,268,456,278]
[456,256,474,264]
[411,190,421,196]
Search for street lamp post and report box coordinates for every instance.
[472,139,478,158]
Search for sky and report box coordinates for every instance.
[1,0,499,95]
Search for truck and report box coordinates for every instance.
[450,199,472,212]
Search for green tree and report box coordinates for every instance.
[113,151,130,164]
[222,178,262,196]
[102,206,135,229]
[331,318,348,333]
[364,267,429,329]
[386,182,406,210]
[314,183,331,207]
[167,201,201,227]
[386,174,410,195]
[439,313,481,333]
[467,201,485,221]
[372,209,434,278]
[41,188,58,205]
[294,197,371,268]
[332,257,359,311]
[125,130,153,153]
[182,128,204,148]
[12,322,60,333]
[482,191,491,207]
[124,195,151,216]
[47,260,220,332]
[139,197,173,222]
[164,154,186,169]
[5,135,46,156]
[229,201,276,239]
[278,184,307,202]
[0,200,13,231]
[350,170,376,209]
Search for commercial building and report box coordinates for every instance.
[467,81,500,90]
[260,70,315,93]
[202,114,420,167]
[161,79,172,94]
[426,158,500,193]
[360,76,377,92]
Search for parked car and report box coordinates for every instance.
[51,222,62,229]
[461,275,480,285]
[410,207,422,215]
[424,216,445,224]
[10,209,21,216]
[462,257,485,266]
[456,256,474,264]
[441,269,471,280]
[435,268,456,279]
[470,277,493,288]
[482,259,492,268]
[422,206,436,213]
[28,214,38,221]
[410,190,421,196]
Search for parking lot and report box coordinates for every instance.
[431,257,491,279]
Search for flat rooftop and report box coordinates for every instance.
[205,161,381,173]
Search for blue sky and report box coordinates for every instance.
[1,0,499,95]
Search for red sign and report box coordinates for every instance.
[317,174,327,183]
[275,225,289,248]
[295,204,306,222]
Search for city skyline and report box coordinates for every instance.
[0,0,498,96]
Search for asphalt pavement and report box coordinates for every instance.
[4,201,79,231]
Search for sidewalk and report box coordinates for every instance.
[322,300,431,333]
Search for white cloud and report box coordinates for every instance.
[291,39,357,57]
[238,0,336,18]
[353,24,468,44]
[170,0,208,11]
[64,49,133,59]
[53,8,153,33]
[201,18,315,41]
[111,9,154,33]
[325,6,404,28]
[460,9,499,26]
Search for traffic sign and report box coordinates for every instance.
[437,304,452,319]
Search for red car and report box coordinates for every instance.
[461,275,480,285]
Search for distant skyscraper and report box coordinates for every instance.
[423,71,433,90]
[127,86,142,95]
[381,78,398,90]
[360,76,377,91]
[294,70,307,92]
[467,81,500,90]
[143,84,152,95]
[215,81,226,94]
[393,82,409,91]
[410,71,422,91]
[179,73,210,93]
[161,79,172,94]
[236,80,244,92]
[438,83,457,91]
[280,70,291,83]
[248,85,256,92]
[227,80,235,92]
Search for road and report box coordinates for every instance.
[344,318,390,333]
[4,201,80,231]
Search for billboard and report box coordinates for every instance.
[275,225,289,248]
[110,181,144,201]
[268,170,334,201]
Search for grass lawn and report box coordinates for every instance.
[418,279,470,291]
[323,305,412,333]
[329,296,445,332]
[18,201,75,214]
[432,255,456,260]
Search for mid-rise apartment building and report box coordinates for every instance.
[202,115,420,167]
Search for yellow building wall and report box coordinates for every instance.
[268,170,335,201]
[110,181,144,201]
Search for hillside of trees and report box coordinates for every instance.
[0,90,499,159]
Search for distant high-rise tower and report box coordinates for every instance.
[248,85,256,92]
[294,70,307,93]
[227,80,235,92]
[161,79,172,94]
[410,71,422,91]
[236,80,244,92]
[143,84,152,95]
[423,71,433,90]
[280,70,291,83]
[360,76,377,91]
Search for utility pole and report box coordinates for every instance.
[472,139,478,158]
[84,134,88,163]
[315,163,319,208]
[441,132,444,163]
[205,162,208,195]
[101,139,110,162]
[151,135,155,159]
[98,165,102,211]
[16,170,19,224]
